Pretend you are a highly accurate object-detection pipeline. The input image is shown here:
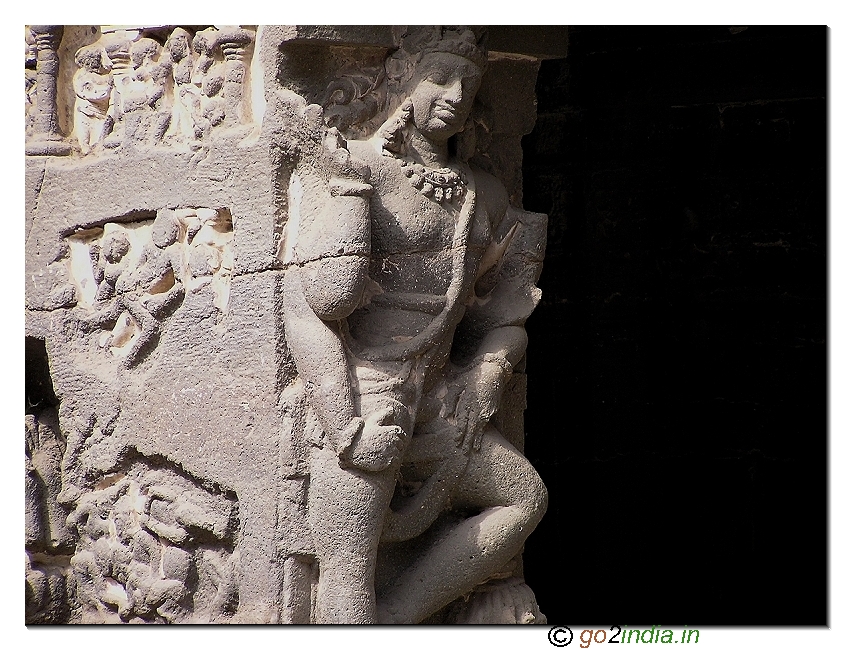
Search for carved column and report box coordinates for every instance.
[26,25,71,156]
[217,27,254,128]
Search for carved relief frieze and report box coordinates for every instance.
[65,208,233,369]
[26,24,555,626]
[26,25,256,157]
[67,461,238,623]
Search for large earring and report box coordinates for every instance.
[379,98,414,155]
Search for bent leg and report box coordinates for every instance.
[377,427,547,623]
[122,300,159,368]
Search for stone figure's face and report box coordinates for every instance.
[103,234,130,263]
[409,52,483,141]
[131,40,159,69]
[76,49,102,73]
[168,30,190,62]
[151,217,180,249]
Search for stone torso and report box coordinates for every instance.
[346,139,493,350]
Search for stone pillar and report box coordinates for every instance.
[26,25,71,156]
[218,27,254,129]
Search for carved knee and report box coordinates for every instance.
[513,463,548,530]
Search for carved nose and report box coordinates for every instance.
[444,79,463,105]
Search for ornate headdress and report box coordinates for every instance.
[322,26,488,137]
[419,27,488,72]
[386,26,488,89]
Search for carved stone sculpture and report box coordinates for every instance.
[25,24,556,625]
[26,25,72,155]
[73,46,113,154]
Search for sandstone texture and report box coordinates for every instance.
[24,24,561,624]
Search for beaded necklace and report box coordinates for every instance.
[398,157,467,204]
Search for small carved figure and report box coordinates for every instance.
[283,27,547,624]
[164,28,196,142]
[83,214,185,369]
[73,46,113,154]
[99,36,137,149]
[189,29,225,138]
[115,212,185,368]
[25,30,38,136]
[25,410,70,551]
[126,38,172,144]
[80,230,133,345]
[92,230,131,304]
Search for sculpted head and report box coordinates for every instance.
[151,212,180,249]
[192,29,217,74]
[407,52,482,141]
[75,46,105,73]
[166,27,191,62]
[103,232,130,263]
[130,38,160,69]
[375,27,487,154]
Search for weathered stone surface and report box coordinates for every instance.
[25,25,554,625]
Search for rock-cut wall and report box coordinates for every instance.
[24,24,566,624]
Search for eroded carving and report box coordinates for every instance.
[26,25,72,156]
[122,38,172,145]
[25,30,38,138]
[66,208,233,368]
[29,25,256,157]
[26,24,549,626]
[26,408,73,624]
[73,45,113,154]
[67,461,238,623]
[280,26,548,624]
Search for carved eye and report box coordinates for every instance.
[426,71,449,85]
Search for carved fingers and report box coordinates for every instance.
[453,388,486,455]
[453,360,506,455]
[341,405,405,472]
[321,126,371,184]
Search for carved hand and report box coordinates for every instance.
[341,406,404,473]
[452,359,507,455]
[320,126,371,185]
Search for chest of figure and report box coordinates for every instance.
[370,163,491,254]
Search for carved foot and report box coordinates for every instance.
[447,577,547,625]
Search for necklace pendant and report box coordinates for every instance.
[398,156,467,204]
